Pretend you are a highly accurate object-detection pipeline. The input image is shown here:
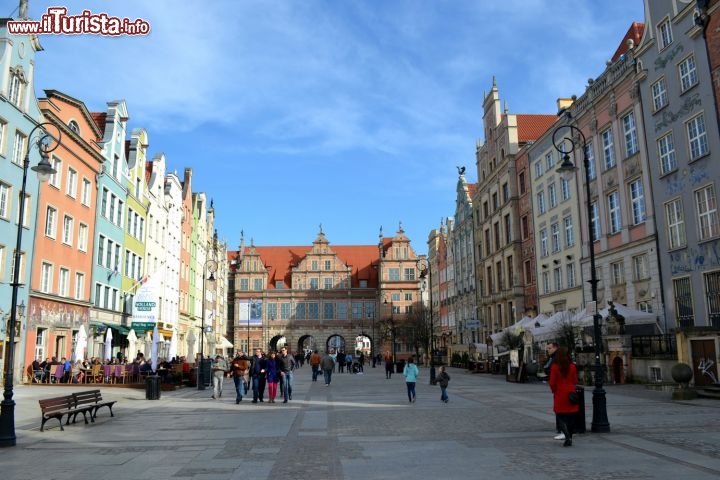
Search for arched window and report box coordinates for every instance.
[68,120,80,134]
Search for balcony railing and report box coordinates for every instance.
[631,334,676,359]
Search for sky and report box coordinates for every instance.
[18,0,646,254]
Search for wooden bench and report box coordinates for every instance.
[72,390,117,421]
[38,395,93,432]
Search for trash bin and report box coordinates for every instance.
[146,375,161,400]
[574,385,586,434]
[395,360,405,373]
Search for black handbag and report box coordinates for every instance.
[568,388,579,405]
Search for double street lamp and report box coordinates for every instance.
[197,259,217,391]
[553,122,610,433]
[416,258,436,384]
[0,123,59,447]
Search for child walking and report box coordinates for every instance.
[437,366,450,403]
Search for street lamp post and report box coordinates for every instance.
[0,122,59,447]
[198,259,217,391]
[553,122,610,433]
[416,259,435,384]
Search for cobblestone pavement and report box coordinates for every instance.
[2,364,720,479]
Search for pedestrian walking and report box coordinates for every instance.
[320,351,335,386]
[548,346,579,447]
[250,348,267,403]
[266,351,279,403]
[345,352,353,374]
[231,351,250,404]
[384,350,393,379]
[310,350,321,382]
[211,355,229,400]
[403,357,419,402]
[437,366,450,403]
[278,346,296,403]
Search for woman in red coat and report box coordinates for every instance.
[548,346,579,447]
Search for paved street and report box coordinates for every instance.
[3,363,720,479]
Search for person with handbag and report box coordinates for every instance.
[548,346,579,447]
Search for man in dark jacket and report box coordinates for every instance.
[250,348,267,403]
[277,347,296,403]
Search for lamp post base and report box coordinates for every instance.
[591,385,610,433]
[0,399,17,447]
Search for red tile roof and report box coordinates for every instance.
[228,244,381,289]
[516,114,557,143]
[611,22,645,62]
[90,112,106,135]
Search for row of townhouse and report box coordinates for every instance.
[0,12,228,384]
[426,0,720,384]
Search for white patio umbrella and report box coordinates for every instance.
[151,324,159,372]
[573,304,656,327]
[104,327,113,361]
[73,324,87,361]
[168,329,178,361]
[127,329,138,360]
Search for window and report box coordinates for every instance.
[537,191,546,214]
[8,72,24,107]
[585,142,596,180]
[540,229,548,257]
[81,178,91,206]
[521,215,529,240]
[45,206,57,238]
[404,268,415,281]
[564,216,574,247]
[97,234,105,266]
[542,271,550,294]
[633,255,649,281]
[41,262,53,293]
[62,215,73,245]
[611,262,624,286]
[75,272,85,300]
[12,131,26,165]
[622,112,638,157]
[311,260,318,271]
[309,278,319,290]
[388,268,400,281]
[253,278,263,291]
[324,260,331,271]
[0,182,10,219]
[679,55,698,93]
[74,223,86,250]
[629,180,646,225]
[608,191,621,234]
[601,128,616,169]
[561,178,571,201]
[696,185,719,240]
[551,223,560,253]
[524,260,532,284]
[59,268,70,297]
[545,152,555,170]
[658,133,677,174]
[674,277,694,325]
[705,271,720,326]
[66,168,77,198]
[0,245,4,281]
[49,157,62,188]
[504,214,512,243]
[323,303,333,319]
[651,78,669,111]
[687,115,709,161]
[518,172,526,195]
[658,18,673,49]
[534,160,544,179]
[0,119,6,155]
[502,182,509,202]
[590,202,600,241]
[323,278,332,289]
[548,183,557,208]
[666,198,686,249]
[553,267,562,291]
[566,263,576,288]
[9,250,25,284]
[239,278,249,291]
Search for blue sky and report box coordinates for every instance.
[21,0,645,254]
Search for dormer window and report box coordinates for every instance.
[68,120,80,134]
[8,66,27,108]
